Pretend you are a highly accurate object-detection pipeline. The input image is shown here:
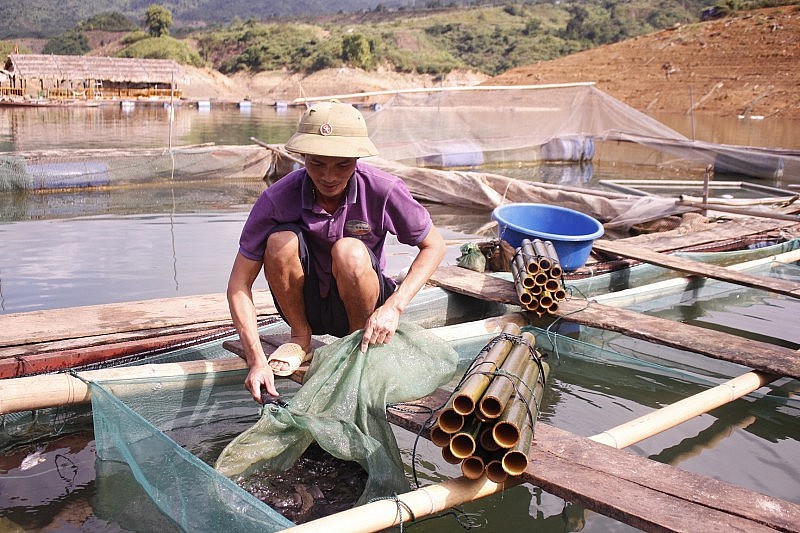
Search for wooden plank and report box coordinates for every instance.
[389,388,800,532]
[428,266,800,379]
[593,239,800,298]
[0,324,237,379]
[606,218,798,253]
[0,290,276,348]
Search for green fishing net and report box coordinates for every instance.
[215,322,460,504]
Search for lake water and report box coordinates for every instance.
[1,102,798,532]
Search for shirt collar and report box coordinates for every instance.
[301,169,359,210]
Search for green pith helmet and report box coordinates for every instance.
[284,100,379,158]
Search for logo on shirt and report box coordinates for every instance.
[346,220,371,237]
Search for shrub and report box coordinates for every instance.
[43,31,90,56]
[116,35,204,67]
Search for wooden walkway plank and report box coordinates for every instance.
[427,265,800,379]
[593,239,800,298]
[0,290,276,348]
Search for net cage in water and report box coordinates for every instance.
[86,323,461,530]
[358,84,800,180]
[0,144,273,191]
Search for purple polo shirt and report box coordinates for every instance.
[238,162,432,297]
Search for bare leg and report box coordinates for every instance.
[264,231,313,372]
[331,238,381,333]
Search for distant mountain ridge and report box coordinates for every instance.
[0,0,435,39]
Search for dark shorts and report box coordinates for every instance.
[267,223,396,337]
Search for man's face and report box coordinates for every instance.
[304,154,358,200]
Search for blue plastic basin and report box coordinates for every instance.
[492,203,604,271]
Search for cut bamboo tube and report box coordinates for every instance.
[492,360,540,448]
[485,459,508,483]
[441,445,462,465]
[513,252,535,289]
[544,278,561,292]
[543,240,562,273]
[520,239,537,273]
[452,323,519,416]
[499,363,550,475]
[479,332,536,419]
[461,454,486,480]
[532,239,552,271]
[450,418,482,459]
[479,426,501,453]
[430,424,452,448]
[502,424,532,476]
[590,370,779,449]
[437,405,465,434]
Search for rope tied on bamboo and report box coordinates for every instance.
[366,493,416,532]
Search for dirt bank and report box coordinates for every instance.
[181,6,798,119]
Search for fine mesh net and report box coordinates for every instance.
[88,322,459,529]
[0,144,272,191]
[215,323,459,503]
[90,372,296,532]
[360,84,799,181]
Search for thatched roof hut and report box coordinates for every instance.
[2,54,185,100]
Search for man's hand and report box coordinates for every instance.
[244,362,278,403]
[360,303,401,353]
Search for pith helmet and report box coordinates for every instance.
[285,100,378,158]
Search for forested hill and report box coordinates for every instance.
[0,0,415,39]
[3,0,428,39]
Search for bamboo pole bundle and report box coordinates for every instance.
[428,328,549,482]
[511,238,568,315]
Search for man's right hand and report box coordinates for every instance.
[244,363,278,403]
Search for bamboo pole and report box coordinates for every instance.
[485,458,509,483]
[589,370,779,448]
[0,358,248,414]
[452,323,519,416]
[492,359,541,448]
[461,454,486,480]
[450,418,482,459]
[281,475,516,533]
[479,332,537,419]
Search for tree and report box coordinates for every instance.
[341,33,374,70]
[43,30,90,55]
[145,4,172,38]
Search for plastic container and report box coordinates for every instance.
[491,203,604,271]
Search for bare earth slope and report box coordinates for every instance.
[488,6,800,119]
